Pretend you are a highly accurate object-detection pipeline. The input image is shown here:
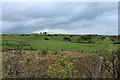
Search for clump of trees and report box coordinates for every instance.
[20,34,30,36]
[76,35,92,43]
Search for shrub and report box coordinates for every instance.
[111,38,116,42]
[88,40,94,44]
[44,37,49,40]
[41,49,48,55]
[81,50,84,52]
[25,34,30,36]
[47,55,78,78]
[101,36,106,40]
[54,34,58,36]
[77,38,82,41]
[21,34,24,36]
[47,34,53,37]
[52,50,57,55]
[70,35,73,37]
[35,34,39,36]
[81,35,91,40]
[2,34,6,36]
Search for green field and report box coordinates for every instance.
[1,34,118,54]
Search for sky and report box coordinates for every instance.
[1,2,118,35]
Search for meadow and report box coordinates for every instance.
[1,34,120,79]
[1,34,118,53]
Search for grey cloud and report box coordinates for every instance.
[2,2,118,35]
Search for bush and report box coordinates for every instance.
[81,35,91,40]
[47,34,53,37]
[81,50,84,52]
[111,38,116,42]
[41,49,48,55]
[2,34,6,36]
[47,55,78,78]
[34,34,39,36]
[52,50,57,55]
[88,40,94,44]
[21,34,24,36]
[44,37,49,40]
[25,34,30,36]
[54,34,58,36]
[77,38,82,41]
[70,35,73,37]
[101,36,106,40]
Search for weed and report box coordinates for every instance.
[41,49,48,55]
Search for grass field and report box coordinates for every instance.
[1,34,118,53]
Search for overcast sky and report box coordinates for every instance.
[1,2,118,35]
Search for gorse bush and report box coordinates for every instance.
[47,55,78,78]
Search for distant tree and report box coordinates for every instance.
[21,34,24,36]
[54,34,58,36]
[43,32,47,34]
[101,36,106,40]
[47,34,53,37]
[40,32,42,34]
[81,35,91,40]
[25,34,30,36]
[70,35,73,37]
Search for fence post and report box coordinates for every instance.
[92,56,103,78]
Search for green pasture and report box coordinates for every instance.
[1,34,119,54]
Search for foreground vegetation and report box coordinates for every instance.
[1,34,120,79]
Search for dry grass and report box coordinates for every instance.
[2,50,116,78]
